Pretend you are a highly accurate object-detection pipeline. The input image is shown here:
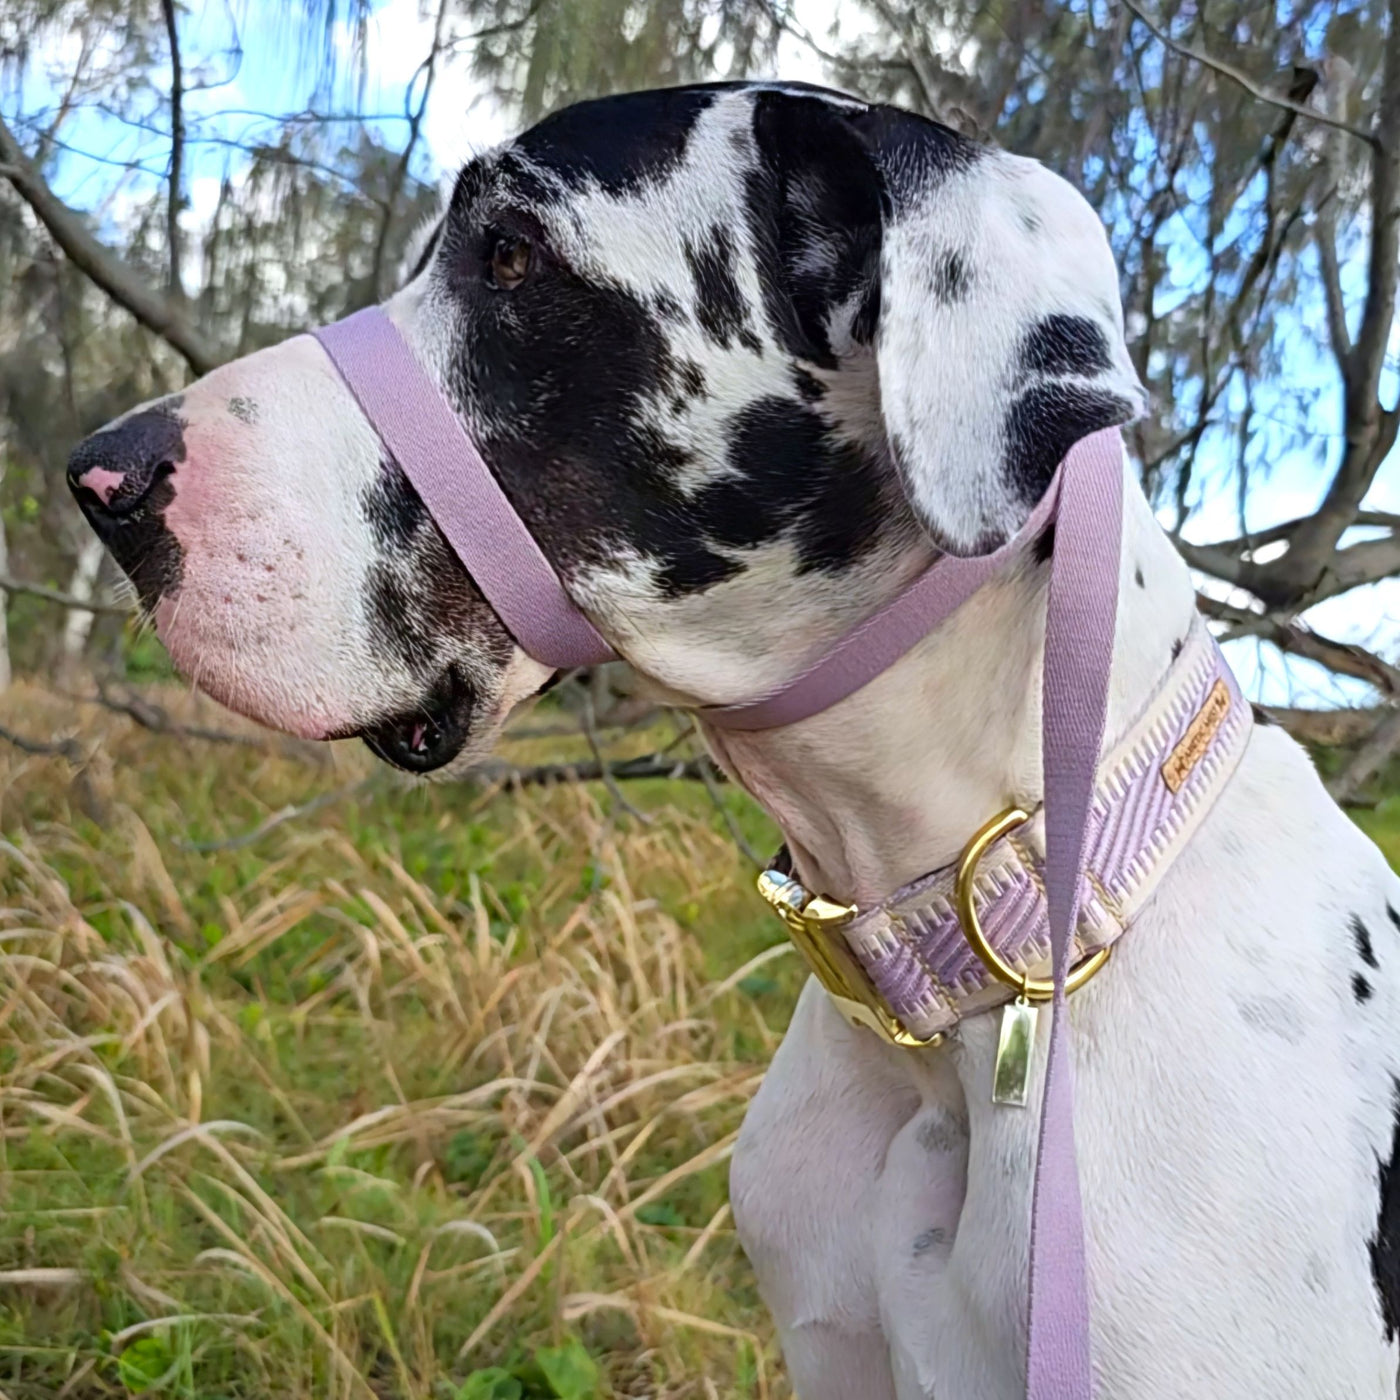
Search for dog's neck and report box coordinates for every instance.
[700,466,1200,906]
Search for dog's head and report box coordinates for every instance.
[68,82,1141,773]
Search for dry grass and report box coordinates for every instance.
[0,683,799,1399]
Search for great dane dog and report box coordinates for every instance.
[67,82,1400,1396]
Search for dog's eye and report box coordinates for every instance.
[489,235,531,291]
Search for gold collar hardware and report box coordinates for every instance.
[756,869,942,1049]
[953,806,1111,1002]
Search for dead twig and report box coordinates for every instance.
[177,778,376,853]
[0,574,131,615]
[1120,0,1378,148]
[479,753,712,788]
[580,689,650,825]
[0,723,84,763]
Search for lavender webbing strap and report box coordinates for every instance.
[311,308,617,672]
[1025,428,1122,1399]
[703,468,1067,733]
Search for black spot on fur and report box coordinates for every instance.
[1354,973,1374,1004]
[1022,315,1112,378]
[1171,637,1184,662]
[930,248,969,303]
[1370,1079,1400,1340]
[1002,384,1136,507]
[1033,520,1055,564]
[359,459,511,676]
[1134,565,1145,588]
[362,456,430,552]
[1353,914,1380,970]
[792,367,825,402]
[1251,703,1277,726]
[227,396,259,425]
[844,101,982,208]
[746,90,885,367]
[912,1226,950,1255]
[670,360,707,412]
[916,1110,969,1153]
[1389,904,1400,936]
[686,226,754,351]
[1018,203,1042,234]
[513,87,718,195]
[653,290,683,322]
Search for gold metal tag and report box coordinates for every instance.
[1162,678,1230,793]
[992,997,1037,1107]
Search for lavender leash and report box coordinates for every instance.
[309,306,1125,1399]
[1025,429,1122,1399]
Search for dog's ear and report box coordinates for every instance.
[854,107,1144,553]
[748,92,1144,555]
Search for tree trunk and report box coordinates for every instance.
[59,537,105,674]
[0,462,10,694]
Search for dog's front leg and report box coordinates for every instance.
[733,979,960,1399]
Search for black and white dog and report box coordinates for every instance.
[68,83,1400,1397]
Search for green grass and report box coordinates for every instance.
[1353,794,1400,871]
[2,681,1396,1400]
[0,685,795,1399]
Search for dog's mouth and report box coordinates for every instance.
[359,666,475,774]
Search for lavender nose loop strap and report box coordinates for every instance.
[310,307,617,671]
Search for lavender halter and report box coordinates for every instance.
[312,304,1128,1400]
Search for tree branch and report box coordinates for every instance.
[0,573,131,614]
[1257,0,1400,599]
[1197,593,1400,696]
[0,724,84,763]
[1119,0,1378,147]
[1327,705,1400,804]
[1315,205,1353,365]
[368,0,450,301]
[161,0,186,300]
[1265,705,1392,746]
[0,112,218,375]
[478,752,714,787]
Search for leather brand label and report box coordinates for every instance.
[1161,678,1230,794]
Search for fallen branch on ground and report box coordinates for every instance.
[0,723,84,763]
[177,778,377,853]
[0,574,131,614]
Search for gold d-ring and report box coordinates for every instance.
[953,807,1111,1004]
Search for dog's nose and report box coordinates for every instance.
[67,410,184,526]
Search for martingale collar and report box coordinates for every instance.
[755,612,1249,1054]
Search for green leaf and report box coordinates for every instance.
[534,1337,598,1400]
[443,1129,494,1188]
[737,975,778,998]
[117,1335,174,1393]
[635,1201,683,1227]
[455,1366,523,1400]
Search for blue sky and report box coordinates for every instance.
[7,0,1397,707]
